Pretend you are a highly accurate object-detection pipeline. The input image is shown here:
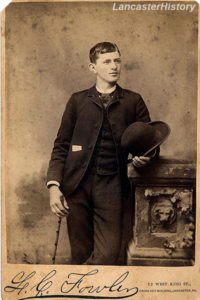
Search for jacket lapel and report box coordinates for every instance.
[88,85,102,108]
[110,84,123,106]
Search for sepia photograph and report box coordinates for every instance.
[1,0,200,299]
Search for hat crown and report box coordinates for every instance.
[121,121,170,157]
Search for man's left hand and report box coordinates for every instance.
[132,156,151,168]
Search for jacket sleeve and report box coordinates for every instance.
[47,94,76,184]
[135,95,151,123]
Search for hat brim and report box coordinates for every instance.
[143,121,171,156]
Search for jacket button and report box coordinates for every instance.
[88,145,92,149]
[94,124,98,128]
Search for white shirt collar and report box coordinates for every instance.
[96,85,116,94]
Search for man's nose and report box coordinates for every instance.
[111,61,117,69]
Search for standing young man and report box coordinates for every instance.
[47,42,152,265]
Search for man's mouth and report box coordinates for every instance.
[110,72,118,75]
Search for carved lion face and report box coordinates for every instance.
[152,199,176,226]
[155,207,174,222]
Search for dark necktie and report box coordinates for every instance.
[100,94,111,108]
[99,91,115,109]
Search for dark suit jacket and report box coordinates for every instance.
[47,84,151,196]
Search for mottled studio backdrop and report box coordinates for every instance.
[5,1,198,263]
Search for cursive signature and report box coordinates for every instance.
[4,270,56,298]
[4,269,138,299]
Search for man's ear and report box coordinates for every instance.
[88,63,97,74]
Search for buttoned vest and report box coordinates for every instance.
[88,93,118,175]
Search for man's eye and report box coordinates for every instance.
[103,61,109,64]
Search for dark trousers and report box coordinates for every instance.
[66,172,123,265]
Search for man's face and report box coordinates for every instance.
[92,51,121,84]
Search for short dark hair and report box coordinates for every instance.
[89,42,121,63]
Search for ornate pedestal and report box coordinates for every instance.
[127,157,196,266]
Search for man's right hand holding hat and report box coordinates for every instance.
[132,148,157,167]
[132,152,154,168]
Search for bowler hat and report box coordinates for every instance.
[121,121,171,157]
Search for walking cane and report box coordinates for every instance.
[52,217,62,264]
[52,196,68,264]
